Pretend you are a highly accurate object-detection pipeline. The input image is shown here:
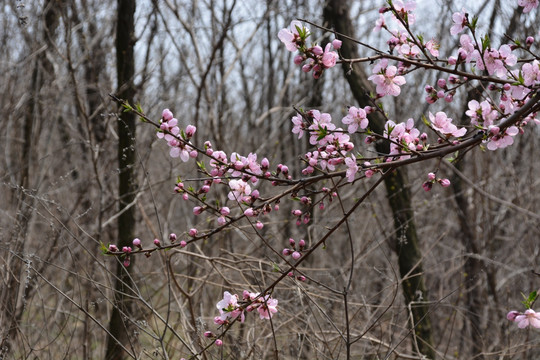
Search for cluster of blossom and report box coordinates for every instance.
[507,309,540,328]
[158,109,197,161]
[278,20,341,78]
[214,290,278,325]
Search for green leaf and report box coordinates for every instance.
[481,34,490,52]
[100,242,109,255]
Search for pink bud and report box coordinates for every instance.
[427,172,436,181]
[215,339,223,346]
[204,331,213,338]
[292,251,301,260]
[123,257,130,267]
[169,233,177,242]
[200,185,210,193]
[109,244,119,252]
[220,207,230,216]
[261,157,269,168]
[332,39,342,49]
[507,310,520,321]
[289,238,296,246]
[422,181,432,192]
[292,209,302,217]
[185,125,196,137]
[302,64,311,72]
[439,178,451,187]
[444,94,453,103]
[217,216,226,226]
[193,206,204,215]
[251,189,260,199]
[255,221,264,230]
[437,79,446,89]
[526,36,534,47]
[244,208,255,217]
[503,83,511,91]
[437,90,445,98]
[282,248,291,256]
[297,275,306,282]
[298,239,306,248]
[189,150,198,158]
[154,238,161,247]
[311,45,323,56]
[180,240,187,248]
[132,238,142,248]
[489,126,500,136]
[188,228,198,237]
[287,271,294,277]
[447,56,457,65]
[162,109,173,121]
[293,54,304,65]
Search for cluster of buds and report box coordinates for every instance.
[422,172,451,192]
[278,20,341,79]
[283,237,308,280]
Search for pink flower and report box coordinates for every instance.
[515,309,540,328]
[321,43,338,68]
[278,20,306,52]
[291,113,305,139]
[257,296,278,320]
[344,155,358,182]
[518,0,539,13]
[216,291,245,323]
[486,125,519,150]
[450,9,468,35]
[392,0,416,26]
[162,108,173,121]
[522,60,540,86]
[429,111,466,138]
[368,59,406,97]
[373,14,386,32]
[342,106,368,133]
[425,39,440,57]
[228,179,252,201]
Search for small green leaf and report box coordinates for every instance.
[100,242,109,255]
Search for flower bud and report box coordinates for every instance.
[439,178,451,187]
[132,238,142,249]
[437,78,446,89]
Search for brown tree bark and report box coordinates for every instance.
[322,1,436,358]
[105,0,138,359]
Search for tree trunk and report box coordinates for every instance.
[105,0,138,359]
[322,1,436,358]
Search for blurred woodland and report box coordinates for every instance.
[1,0,539,359]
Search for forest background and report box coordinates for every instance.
[1,0,539,359]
